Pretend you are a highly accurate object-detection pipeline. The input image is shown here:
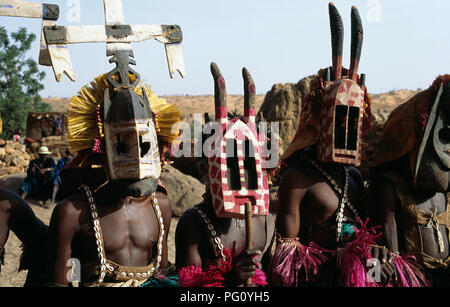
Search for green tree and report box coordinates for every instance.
[0,26,52,139]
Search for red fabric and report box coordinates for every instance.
[269,238,330,286]
[337,219,430,287]
[337,219,382,287]
[178,248,268,287]
[392,254,430,287]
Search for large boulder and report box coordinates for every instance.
[159,165,205,217]
[0,141,32,179]
[257,76,314,151]
[0,173,26,194]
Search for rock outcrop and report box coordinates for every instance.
[159,165,205,217]
[0,141,31,178]
[257,76,315,151]
[0,173,27,194]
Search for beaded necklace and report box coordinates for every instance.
[300,157,361,244]
[194,206,227,261]
[80,184,164,284]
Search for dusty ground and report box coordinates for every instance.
[0,198,179,287]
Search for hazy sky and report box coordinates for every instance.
[1,0,450,98]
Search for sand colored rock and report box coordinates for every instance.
[0,173,26,193]
[257,76,315,151]
[159,165,205,217]
[0,141,32,179]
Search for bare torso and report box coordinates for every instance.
[175,200,276,270]
[48,189,171,285]
[277,159,364,250]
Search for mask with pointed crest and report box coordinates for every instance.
[316,3,367,166]
[204,63,269,219]
[103,50,161,182]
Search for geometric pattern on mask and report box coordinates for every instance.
[318,79,364,166]
[105,117,161,180]
[208,118,269,219]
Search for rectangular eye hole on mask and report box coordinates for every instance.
[334,105,348,150]
[226,139,241,190]
[115,133,130,156]
[244,139,258,190]
[347,107,360,150]
[139,130,152,158]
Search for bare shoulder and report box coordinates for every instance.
[348,166,364,186]
[280,162,315,189]
[155,192,171,219]
[176,206,202,242]
[50,193,86,228]
[0,189,21,211]
[0,189,37,222]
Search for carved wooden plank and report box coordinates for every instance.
[165,43,185,78]
[0,1,60,67]
[0,0,43,18]
[103,0,124,25]
[38,19,56,66]
[47,44,76,82]
[46,25,167,44]
[103,0,130,55]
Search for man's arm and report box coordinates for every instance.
[27,161,38,177]
[0,192,12,248]
[175,211,203,268]
[6,190,47,244]
[47,199,80,286]
[276,168,308,238]
[369,176,400,252]
[156,192,171,268]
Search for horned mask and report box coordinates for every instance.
[317,4,367,166]
[206,63,270,219]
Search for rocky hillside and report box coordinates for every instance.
[41,85,420,178]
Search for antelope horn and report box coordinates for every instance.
[242,67,256,123]
[204,112,211,124]
[349,6,364,82]
[210,62,227,122]
[329,2,344,80]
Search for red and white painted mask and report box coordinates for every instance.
[317,4,366,166]
[318,79,365,165]
[207,63,269,219]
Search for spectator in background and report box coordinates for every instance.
[13,128,25,145]
[49,149,74,206]
[52,115,63,136]
[20,146,56,208]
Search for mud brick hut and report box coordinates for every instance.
[26,112,69,158]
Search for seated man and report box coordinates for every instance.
[49,149,74,206]
[47,73,180,287]
[20,146,56,207]
[13,128,25,145]
[176,63,275,287]
[0,189,48,287]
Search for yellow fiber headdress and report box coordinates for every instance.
[68,74,181,154]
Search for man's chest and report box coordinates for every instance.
[79,204,160,252]
[215,217,268,257]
